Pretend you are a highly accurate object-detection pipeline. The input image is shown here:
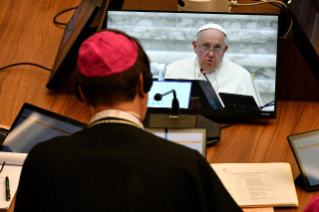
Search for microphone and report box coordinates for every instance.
[154,89,180,114]
[154,89,176,100]
[200,68,209,82]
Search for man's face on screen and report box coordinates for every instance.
[192,29,228,72]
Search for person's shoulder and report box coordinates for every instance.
[30,128,90,156]
[222,58,250,75]
[28,135,73,156]
[22,135,73,171]
[167,57,195,67]
[165,57,196,78]
[222,58,245,70]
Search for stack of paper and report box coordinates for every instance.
[211,163,298,207]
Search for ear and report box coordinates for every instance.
[137,72,146,98]
[222,45,229,57]
[224,45,229,52]
[78,86,90,107]
[192,40,198,54]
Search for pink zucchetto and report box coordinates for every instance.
[303,195,319,212]
[77,31,138,77]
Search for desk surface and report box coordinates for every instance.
[1,0,319,211]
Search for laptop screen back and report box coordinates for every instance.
[145,128,207,157]
[1,103,86,153]
[219,92,259,111]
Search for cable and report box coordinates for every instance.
[229,0,287,8]
[247,100,275,111]
[259,100,275,110]
[0,63,52,73]
[0,7,78,74]
[220,122,237,129]
[251,0,287,11]
[228,0,293,37]
[263,100,275,107]
[251,0,293,37]
[53,6,78,25]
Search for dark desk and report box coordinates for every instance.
[1,0,319,211]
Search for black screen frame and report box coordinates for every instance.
[104,9,279,120]
[288,130,319,191]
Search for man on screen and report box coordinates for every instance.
[14,29,242,212]
[165,23,262,106]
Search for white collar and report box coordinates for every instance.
[89,109,144,129]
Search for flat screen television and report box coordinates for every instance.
[105,10,280,120]
[287,0,319,83]
[46,0,109,90]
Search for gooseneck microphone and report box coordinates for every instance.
[154,89,176,100]
[200,68,210,82]
[154,89,180,114]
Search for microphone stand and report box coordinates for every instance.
[171,90,180,115]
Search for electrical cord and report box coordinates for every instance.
[229,0,287,8]
[247,100,275,111]
[259,100,275,110]
[228,0,293,37]
[251,0,293,37]
[220,122,237,129]
[0,7,79,76]
[53,6,78,25]
[252,0,287,11]
[0,7,79,75]
[0,63,52,73]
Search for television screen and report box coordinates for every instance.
[105,10,280,119]
[288,0,319,83]
[46,0,109,90]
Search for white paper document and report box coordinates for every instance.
[0,152,27,210]
[210,163,298,207]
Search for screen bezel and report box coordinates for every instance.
[105,9,279,120]
[288,130,319,191]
